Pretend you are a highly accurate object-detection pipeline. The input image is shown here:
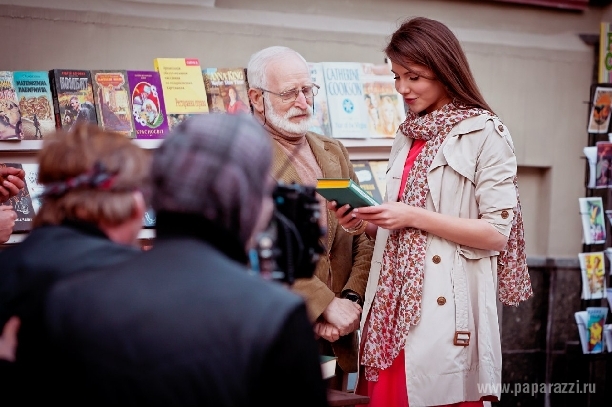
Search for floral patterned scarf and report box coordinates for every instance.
[361,102,532,381]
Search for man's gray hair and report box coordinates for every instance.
[246,46,309,90]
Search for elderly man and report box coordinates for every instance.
[247,46,374,387]
[43,114,328,407]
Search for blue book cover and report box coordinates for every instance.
[13,71,56,139]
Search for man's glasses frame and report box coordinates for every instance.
[258,84,320,103]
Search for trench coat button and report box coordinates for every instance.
[437,296,446,305]
[498,124,504,132]
[432,255,441,264]
[501,210,509,219]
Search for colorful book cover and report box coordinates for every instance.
[368,160,388,201]
[361,63,405,138]
[153,58,209,129]
[586,307,608,353]
[351,160,383,204]
[0,71,23,141]
[587,85,612,134]
[91,70,135,138]
[578,252,606,300]
[202,67,251,114]
[1,163,36,232]
[321,62,369,139]
[578,197,606,244]
[49,69,97,131]
[308,62,332,137]
[127,71,169,139]
[599,22,612,83]
[20,163,43,214]
[595,141,612,188]
[13,71,55,140]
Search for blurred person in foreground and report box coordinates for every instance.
[247,46,373,388]
[0,124,149,404]
[44,114,328,407]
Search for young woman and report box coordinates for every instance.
[328,17,532,406]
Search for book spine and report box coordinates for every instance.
[350,181,378,205]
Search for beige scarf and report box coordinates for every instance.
[361,102,532,381]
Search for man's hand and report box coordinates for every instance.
[322,297,361,337]
[314,321,341,343]
[0,167,25,204]
[0,205,16,243]
[0,316,20,362]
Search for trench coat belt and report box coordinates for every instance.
[451,248,470,346]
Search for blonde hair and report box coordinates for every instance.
[34,124,150,227]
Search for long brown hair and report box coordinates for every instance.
[34,124,150,227]
[385,17,494,114]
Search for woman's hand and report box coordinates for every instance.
[352,202,416,230]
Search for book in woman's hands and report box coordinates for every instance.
[316,178,380,208]
[320,355,337,379]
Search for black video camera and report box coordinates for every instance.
[253,182,326,285]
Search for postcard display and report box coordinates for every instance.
[579,83,612,355]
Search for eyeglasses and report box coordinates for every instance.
[258,84,319,103]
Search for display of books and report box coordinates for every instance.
[578,197,606,244]
[595,141,612,188]
[578,252,607,300]
[316,178,380,208]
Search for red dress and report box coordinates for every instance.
[355,139,483,407]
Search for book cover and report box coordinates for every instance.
[49,69,97,131]
[142,207,156,228]
[586,307,608,353]
[595,141,612,188]
[587,85,612,134]
[91,70,135,138]
[308,62,332,137]
[153,58,209,129]
[584,146,597,189]
[578,197,606,244]
[0,71,23,141]
[13,71,55,140]
[1,163,36,232]
[320,355,337,380]
[578,252,606,300]
[127,71,170,139]
[202,67,251,114]
[599,22,612,83]
[20,163,43,215]
[361,62,405,138]
[321,62,369,139]
[351,160,383,204]
[368,160,389,202]
[316,178,380,208]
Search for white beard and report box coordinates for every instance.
[264,96,314,136]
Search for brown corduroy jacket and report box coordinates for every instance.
[270,131,374,373]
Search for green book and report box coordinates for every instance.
[316,178,380,208]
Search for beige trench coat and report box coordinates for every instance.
[360,114,518,406]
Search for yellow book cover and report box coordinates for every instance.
[153,58,209,120]
[599,22,612,83]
